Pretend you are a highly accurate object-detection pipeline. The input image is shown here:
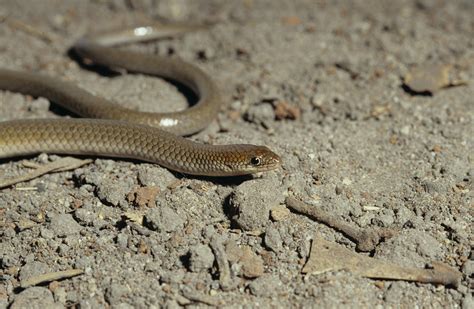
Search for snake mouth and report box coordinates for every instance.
[259,154,282,172]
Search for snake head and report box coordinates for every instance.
[220,145,281,176]
[245,146,281,173]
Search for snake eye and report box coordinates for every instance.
[250,156,261,166]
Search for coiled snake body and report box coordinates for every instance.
[0,24,280,176]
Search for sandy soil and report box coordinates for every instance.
[0,0,473,308]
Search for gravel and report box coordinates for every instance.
[0,0,472,307]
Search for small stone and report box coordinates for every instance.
[462,294,473,309]
[127,186,160,208]
[105,283,131,305]
[40,228,54,239]
[400,125,410,136]
[10,287,61,309]
[240,246,264,278]
[48,214,82,237]
[403,63,453,94]
[19,261,51,282]
[462,260,473,276]
[144,206,185,233]
[96,178,135,207]
[310,93,326,108]
[264,226,283,252]
[225,242,264,278]
[270,205,290,222]
[225,240,242,263]
[160,270,185,284]
[230,177,284,231]
[116,232,129,248]
[188,244,214,272]
[74,207,96,226]
[16,218,36,231]
[37,153,50,164]
[248,274,282,297]
[273,101,301,120]
[52,287,67,304]
[28,97,50,113]
[244,102,275,127]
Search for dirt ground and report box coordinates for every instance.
[0,0,473,308]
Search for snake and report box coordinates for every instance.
[0,24,281,176]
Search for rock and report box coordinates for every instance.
[270,205,290,222]
[462,260,473,276]
[116,232,129,249]
[244,102,275,128]
[462,294,473,309]
[188,244,215,272]
[225,242,264,278]
[248,274,282,297]
[49,214,82,237]
[105,283,131,305]
[264,225,283,252]
[403,63,453,94]
[273,101,301,120]
[240,246,264,278]
[19,261,50,282]
[127,186,160,208]
[10,287,61,309]
[144,206,185,233]
[137,164,175,188]
[230,177,284,231]
[96,178,134,207]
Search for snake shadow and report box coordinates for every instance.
[170,170,255,186]
[67,48,199,109]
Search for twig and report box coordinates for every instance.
[181,287,224,306]
[210,237,234,291]
[6,18,56,43]
[127,221,152,236]
[20,269,84,288]
[286,197,397,251]
[0,157,92,189]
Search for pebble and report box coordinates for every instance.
[105,283,131,305]
[48,213,82,237]
[270,205,290,222]
[403,63,452,94]
[264,225,283,252]
[96,178,135,207]
[244,102,275,128]
[145,205,185,233]
[462,260,473,276]
[10,287,61,309]
[225,242,264,278]
[39,227,54,239]
[248,274,282,297]
[462,294,473,309]
[74,205,105,227]
[19,261,51,282]
[240,246,264,278]
[79,297,106,309]
[28,97,50,113]
[127,186,160,208]
[116,232,129,249]
[137,165,175,189]
[52,287,67,304]
[160,270,185,284]
[230,177,284,231]
[188,244,215,272]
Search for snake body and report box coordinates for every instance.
[0,24,280,176]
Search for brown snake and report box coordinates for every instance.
[0,24,281,176]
